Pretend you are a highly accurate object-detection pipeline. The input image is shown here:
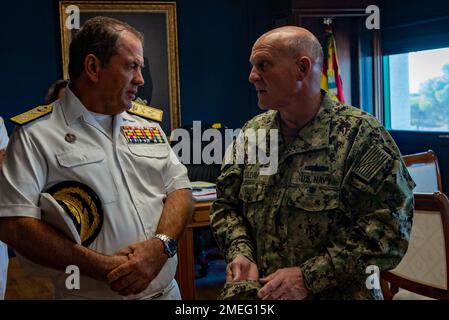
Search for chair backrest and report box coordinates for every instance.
[403,150,443,193]
[381,192,449,299]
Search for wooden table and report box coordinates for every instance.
[176,201,213,300]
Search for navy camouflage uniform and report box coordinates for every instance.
[210,92,415,299]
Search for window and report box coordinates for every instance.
[384,47,449,132]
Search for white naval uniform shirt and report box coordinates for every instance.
[0,88,191,299]
[0,116,8,299]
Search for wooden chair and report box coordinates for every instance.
[403,150,443,193]
[381,192,449,300]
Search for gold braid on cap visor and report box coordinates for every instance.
[47,181,103,246]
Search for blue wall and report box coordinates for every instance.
[0,1,61,133]
[0,0,271,134]
[176,0,270,129]
[382,0,449,55]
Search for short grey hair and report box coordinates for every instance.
[286,34,323,66]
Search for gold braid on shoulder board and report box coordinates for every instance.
[10,105,53,125]
[127,101,163,122]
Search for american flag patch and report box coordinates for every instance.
[353,145,391,182]
[121,126,165,144]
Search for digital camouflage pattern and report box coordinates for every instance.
[219,280,262,300]
[210,92,415,300]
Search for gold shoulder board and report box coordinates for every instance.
[10,105,53,125]
[128,102,163,122]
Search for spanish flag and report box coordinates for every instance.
[320,25,345,103]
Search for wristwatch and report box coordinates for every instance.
[154,233,177,258]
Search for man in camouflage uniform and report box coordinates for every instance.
[210,26,415,300]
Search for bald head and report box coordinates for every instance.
[248,26,324,111]
[256,26,323,67]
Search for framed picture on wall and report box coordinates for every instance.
[59,1,181,133]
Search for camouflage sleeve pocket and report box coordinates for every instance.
[348,144,394,194]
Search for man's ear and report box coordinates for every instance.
[84,54,102,83]
[296,56,312,81]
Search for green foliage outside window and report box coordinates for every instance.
[411,63,449,130]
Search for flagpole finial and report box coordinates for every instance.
[323,17,332,26]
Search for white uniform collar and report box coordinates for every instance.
[120,111,137,123]
[61,86,131,141]
[60,86,89,126]
[61,87,134,125]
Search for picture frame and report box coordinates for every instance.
[59,1,181,133]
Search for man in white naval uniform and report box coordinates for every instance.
[0,116,9,299]
[0,16,192,299]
